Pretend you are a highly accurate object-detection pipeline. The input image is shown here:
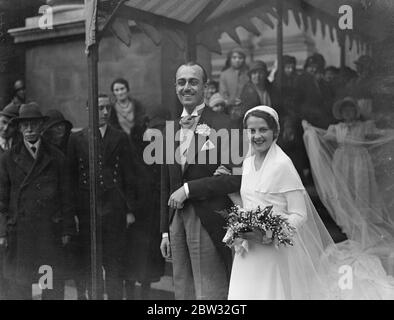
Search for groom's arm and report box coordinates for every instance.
[187,174,241,199]
[160,164,170,234]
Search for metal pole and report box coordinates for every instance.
[87,41,101,300]
[276,0,283,105]
[339,33,346,69]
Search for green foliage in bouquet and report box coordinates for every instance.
[220,205,296,248]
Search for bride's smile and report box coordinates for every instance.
[246,116,275,154]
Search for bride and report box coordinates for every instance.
[219,105,394,300]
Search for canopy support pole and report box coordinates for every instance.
[87,6,101,300]
[276,0,284,105]
[339,33,346,69]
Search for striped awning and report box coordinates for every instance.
[91,0,391,53]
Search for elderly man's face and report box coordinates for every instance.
[19,119,43,143]
[176,65,206,111]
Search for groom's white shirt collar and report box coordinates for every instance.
[181,103,205,118]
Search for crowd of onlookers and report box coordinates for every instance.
[0,78,164,300]
[204,47,375,179]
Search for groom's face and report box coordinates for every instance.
[176,65,206,111]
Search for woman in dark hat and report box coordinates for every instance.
[219,47,249,107]
[42,109,73,155]
[240,60,275,115]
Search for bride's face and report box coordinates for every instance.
[246,116,274,154]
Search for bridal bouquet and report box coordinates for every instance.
[220,205,296,252]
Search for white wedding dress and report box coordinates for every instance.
[227,143,394,300]
[228,154,308,299]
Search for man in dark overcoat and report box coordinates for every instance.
[0,102,76,300]
[67,94,138,300]
[0,103,19,300]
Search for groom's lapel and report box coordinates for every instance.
[183,107,210,174]
[172,118,183,181]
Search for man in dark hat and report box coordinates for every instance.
[42,109,73,155]
[0,103,19,154]
[0,102,76,299]
[67,94,138,299]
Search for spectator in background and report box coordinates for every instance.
[219,47,249,107]
[208,93,226,113]
[42,110,73,155]
[240,60,274,115]
[324,66,339,84]
[0,103,19,153]
[204,79,219,105]
[346,55,375,119]
[109,78,165,300]
[335,66,358,99]
[273,55,298,118]
[319,66,339,127]
[5,80,26,111]
[68,94,137,300]
[0,103,19,300]
[295,54,325,128]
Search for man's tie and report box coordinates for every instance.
[179,115,197,129]
[179,115,198,168]
[31,146,37,154]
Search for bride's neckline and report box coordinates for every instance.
[253,154,266,172]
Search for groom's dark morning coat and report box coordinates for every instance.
[160,106,242,277]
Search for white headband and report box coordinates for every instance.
[243,105,280,132]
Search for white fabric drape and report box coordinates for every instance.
[303,120,394,275]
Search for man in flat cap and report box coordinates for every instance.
[0,102,76,300]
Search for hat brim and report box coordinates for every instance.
[43,119,73,132]
[0,111,17,119]
[332,98,359,120]
[13,116,49,123]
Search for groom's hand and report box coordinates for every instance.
[160,237,171,259]
[168,186,187,209]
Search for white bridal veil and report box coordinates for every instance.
[243,106,394,299]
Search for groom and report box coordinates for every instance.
[160,62,242,300]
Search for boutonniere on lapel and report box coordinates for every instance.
[195,123,215,151]
[195,123,211,137]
